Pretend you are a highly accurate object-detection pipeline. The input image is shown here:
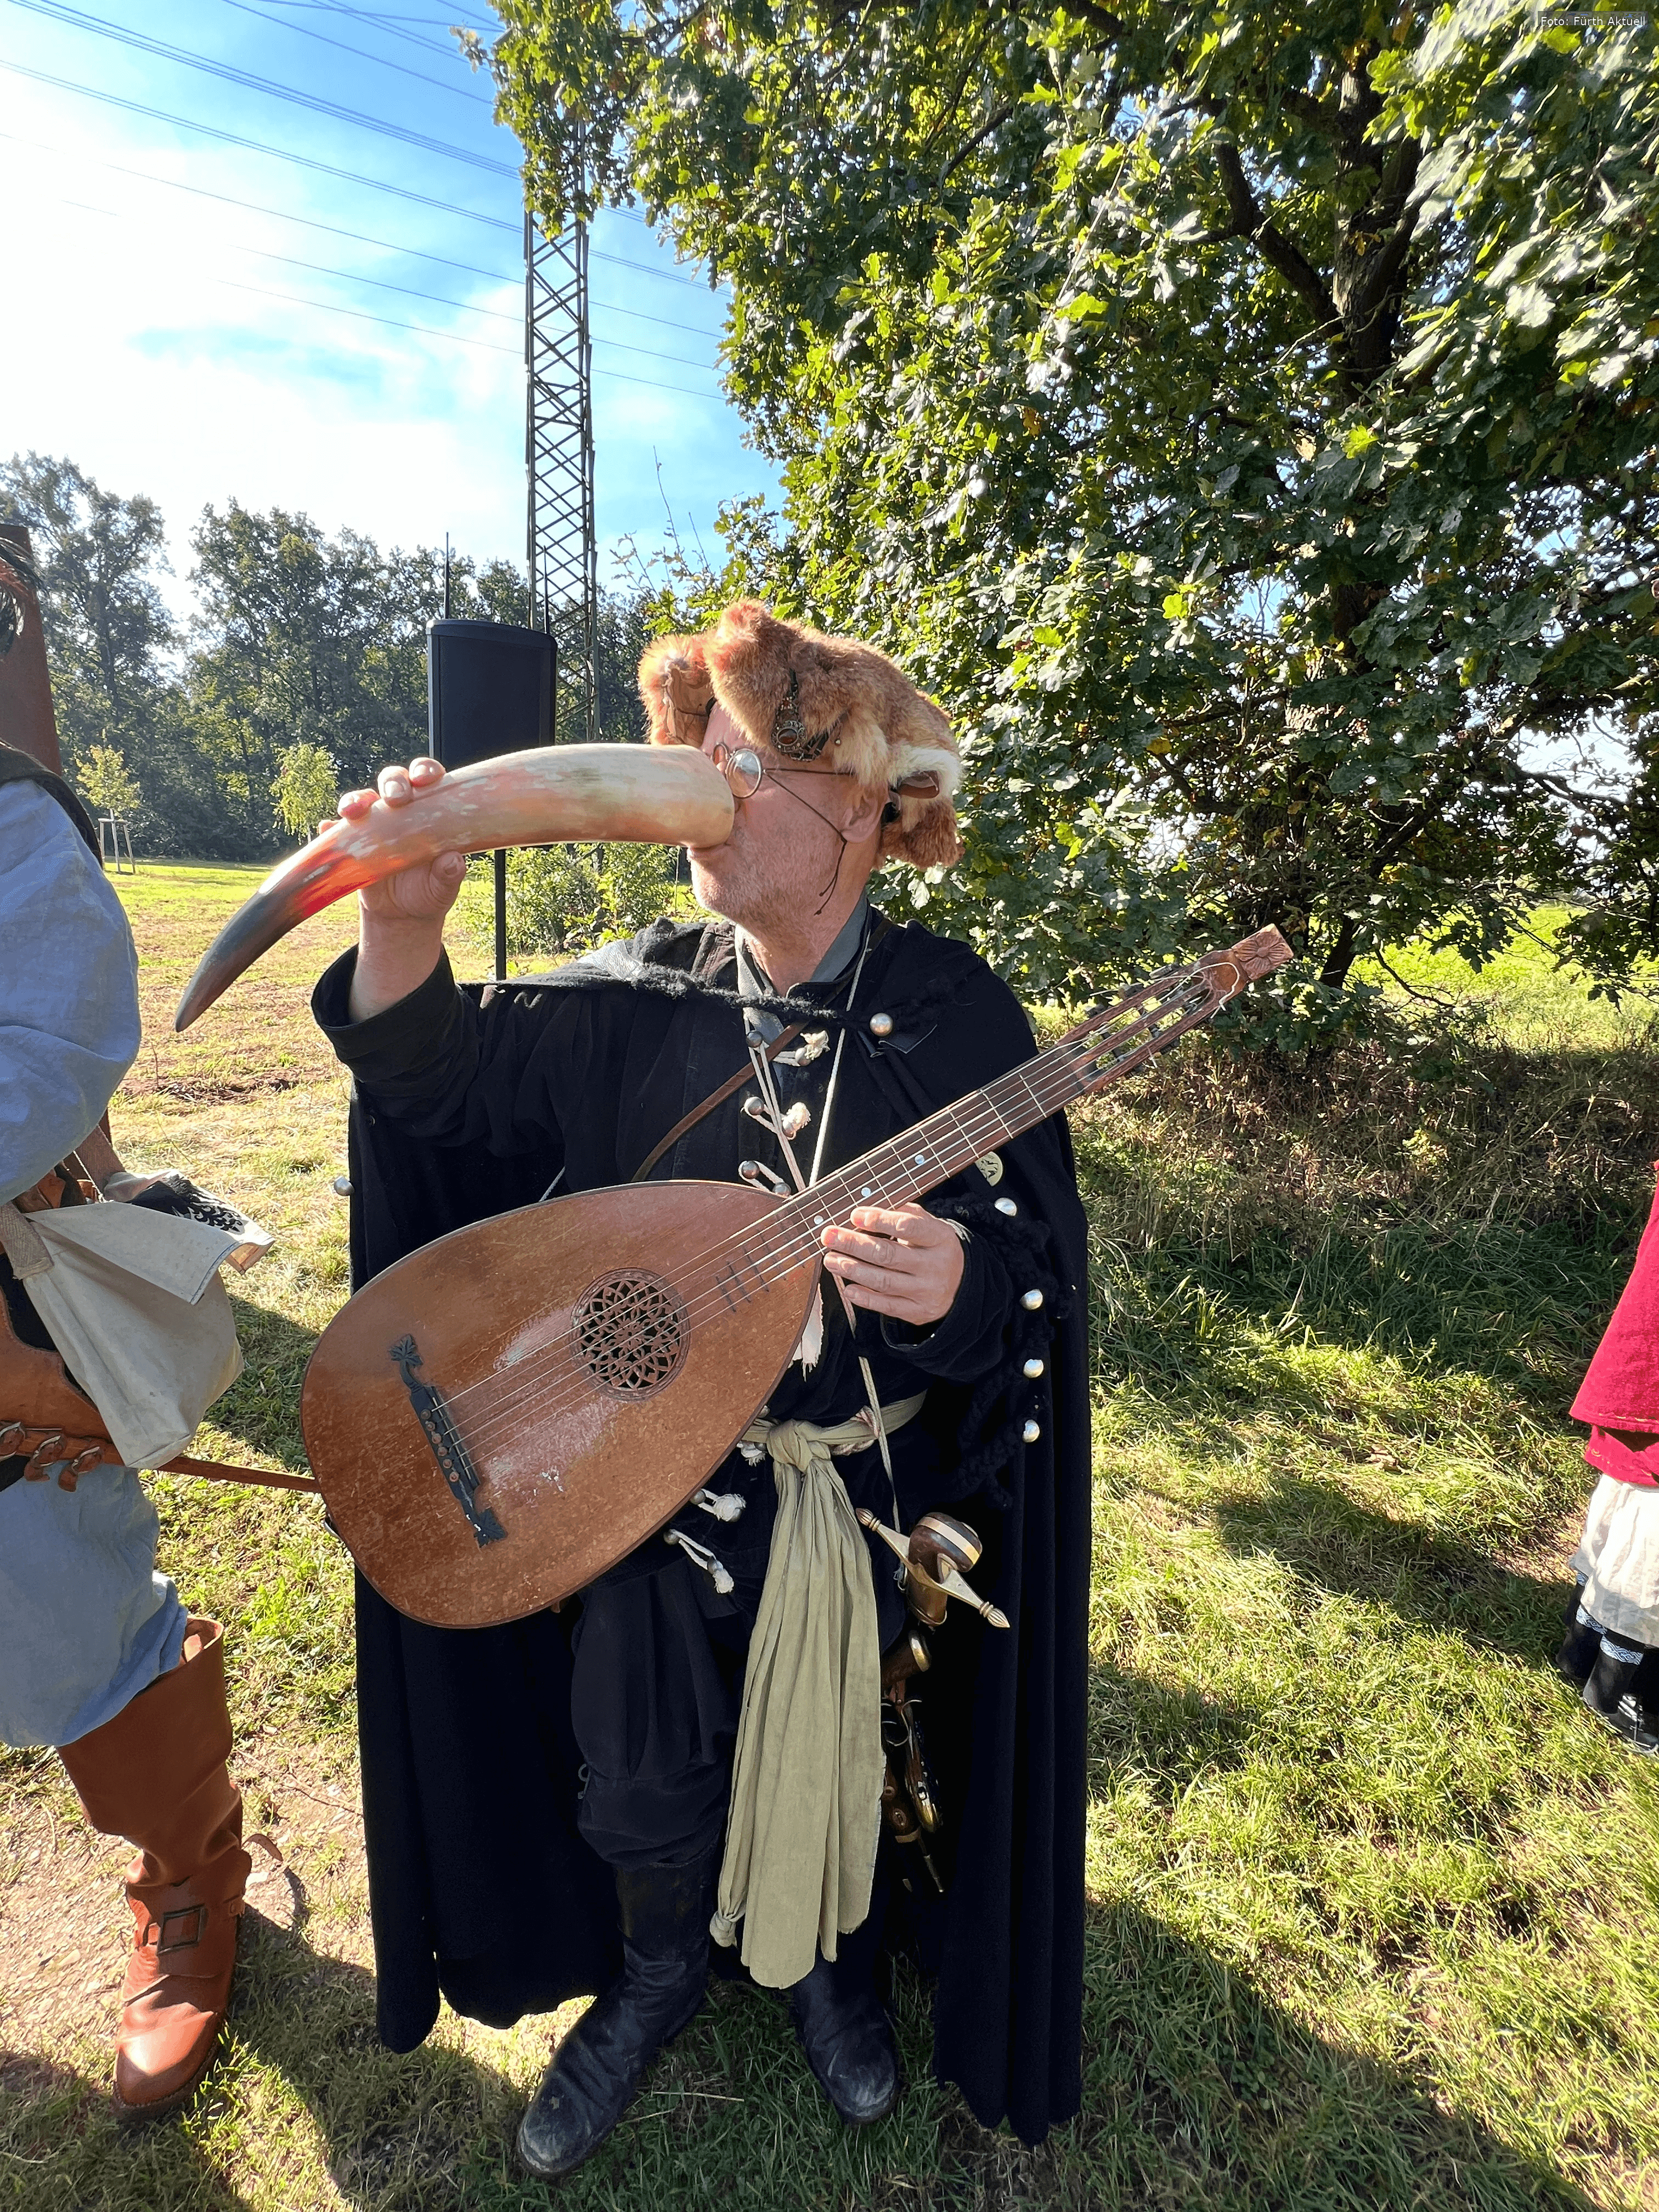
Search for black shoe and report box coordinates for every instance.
[517,1851,717,2180]
[1582,1646,1659,1756]
[787,1949,901,2126]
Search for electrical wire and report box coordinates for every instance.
[265,0,478,61]
[44,188,517,321]
[5,0,519,175]
[0,88,712,283]
[8,139,724,334]
[31,188,726,381]
[0,126,513,280]
[162,271,718,396]
[0,58,520,227]
[216,0,490,104]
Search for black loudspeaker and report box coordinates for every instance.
[426,618,557,981]
[426,618,556,768]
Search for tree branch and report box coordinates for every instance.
[939,99,1019,185]
[1064,0,1126,37]
[1212,142,1340,330]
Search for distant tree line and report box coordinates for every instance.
[0,453,654,860]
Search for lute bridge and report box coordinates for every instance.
[388,1334,505,1548]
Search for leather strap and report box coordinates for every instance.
[630,1023,805,1184]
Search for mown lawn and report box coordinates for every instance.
[3,867,1658,2210]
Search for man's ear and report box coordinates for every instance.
[841,781,887,846]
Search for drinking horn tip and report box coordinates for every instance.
[172,744,733,1030]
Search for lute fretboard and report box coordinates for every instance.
[721,925,1291,1293]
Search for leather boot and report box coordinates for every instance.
[517,1848,717,2180]
[57,1618,250,2122]
[787,1945,901,2126]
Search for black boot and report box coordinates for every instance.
[787,1945,901,2126]
[517,1850,717,2180]
[1582,1639,1659,1756]
[1554,1587,1600,1689]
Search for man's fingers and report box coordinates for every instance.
[825,1224,919,1270]
[845,1205,953,1243]
[376,758,446,807]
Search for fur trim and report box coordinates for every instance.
[637,633,714,747]
[638,599,962,870]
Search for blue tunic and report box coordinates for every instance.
[0,778,185,1746]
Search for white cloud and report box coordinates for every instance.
[0,42,776,617]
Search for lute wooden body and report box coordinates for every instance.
[301,925,1291,1627]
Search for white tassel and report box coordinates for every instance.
[693,1487,746,1521]
[664,1528,735,1594]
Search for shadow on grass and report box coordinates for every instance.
[1206,1470,1573,1662]
[215,1296,322,1469]
[2,1892,1599,2210]
[1069,1901,1595,2212]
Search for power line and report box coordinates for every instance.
[46,188,517,321]
[0,74,712,285]
[7,0,519,176]
[42,179,721,340]
[182,272,719,397]
[1,124,716,297]
[264,0,475,61]
[0,127,514,280]
[0,59,520,228]
[30,188,726,380]
[216,0,489,104]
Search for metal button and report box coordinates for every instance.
[868,1012,894,1038]
[1021,1288,1044,1310]
[1022,1419,1041,1444]
[1023,1357,1045,1379]
[995,1197,1017,1216]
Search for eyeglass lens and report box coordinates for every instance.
[713,744,764,800]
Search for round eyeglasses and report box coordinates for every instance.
[710,742,768,800]
[710,742,840,802]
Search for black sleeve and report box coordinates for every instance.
[313,946,580,1163]
[314,948,476,1128]
[877,1226,1015,1383]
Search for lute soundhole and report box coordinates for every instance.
[571,1271,689,1396]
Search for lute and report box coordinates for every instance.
[301,924,1291,1626]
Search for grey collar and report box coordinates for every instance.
[735,895,870,1039]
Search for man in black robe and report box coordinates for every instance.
[313,601,1091,2170]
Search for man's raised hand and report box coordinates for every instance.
[341,759,467,1019]
[329,758,468,926]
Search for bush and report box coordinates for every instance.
[505,841,679,958]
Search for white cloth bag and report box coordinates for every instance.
[0,1200,246,1468]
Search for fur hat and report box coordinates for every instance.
[637,600,962,868]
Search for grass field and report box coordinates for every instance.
[4,868,1659,2210]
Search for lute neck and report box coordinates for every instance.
[741,927,1290,1283]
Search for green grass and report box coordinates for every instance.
[4,884,1658,2209]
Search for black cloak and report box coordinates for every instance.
[323,915,1091,2146]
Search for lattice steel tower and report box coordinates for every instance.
[525,148,597,745]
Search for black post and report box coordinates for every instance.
[494,848,507,983]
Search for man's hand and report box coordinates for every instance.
[337,759,468,1019]
[821,1205,964,1329]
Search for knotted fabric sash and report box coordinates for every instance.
[710,1392,926,1989]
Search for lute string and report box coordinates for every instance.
[441,966,1228,1454]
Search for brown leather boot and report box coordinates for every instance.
[56,1617,251,2121]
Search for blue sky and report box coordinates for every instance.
[0,0,780,613]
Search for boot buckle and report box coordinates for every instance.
[145,1903,207,1953]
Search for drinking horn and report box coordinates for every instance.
[173,744,735,1031]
